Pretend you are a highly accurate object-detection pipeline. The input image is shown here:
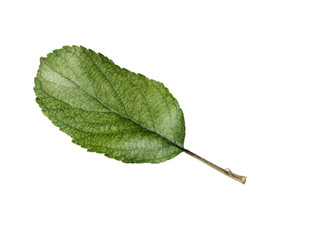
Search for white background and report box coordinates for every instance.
[1,0,320,239]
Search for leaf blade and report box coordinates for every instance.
[34,46,185,163]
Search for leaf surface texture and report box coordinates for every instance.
[34,46,185,163]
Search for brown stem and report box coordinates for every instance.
[183,149,246,184]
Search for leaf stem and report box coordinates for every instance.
[183,149,247,184]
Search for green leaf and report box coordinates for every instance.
[34,46,247,184]
[34,46,185,163]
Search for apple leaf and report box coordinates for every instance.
[34,46,246,184]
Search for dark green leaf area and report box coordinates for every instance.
[34,46,185,163]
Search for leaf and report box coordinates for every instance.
[34,46,185,163]
[34,46,246,184]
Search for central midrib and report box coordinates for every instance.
[42,60,185,153]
